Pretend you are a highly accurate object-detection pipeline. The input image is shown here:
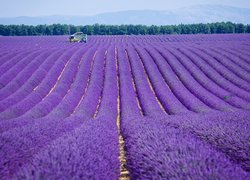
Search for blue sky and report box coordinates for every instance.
[1,0,250,17]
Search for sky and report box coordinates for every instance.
[1,0,250,17]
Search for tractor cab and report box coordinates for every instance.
[69,35,75,42]
[69,32,87,43]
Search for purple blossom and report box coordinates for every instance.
[0,34,249,179]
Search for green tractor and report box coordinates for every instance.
[69,32,87,43]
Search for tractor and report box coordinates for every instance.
[69,32,87,43]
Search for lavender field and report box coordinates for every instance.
[0,34,250,179]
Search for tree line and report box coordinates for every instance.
[0,22,249,36]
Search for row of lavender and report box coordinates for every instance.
[0,35,249,179]
[1,37,249,120]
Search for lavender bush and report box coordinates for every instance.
[0,34,249,179]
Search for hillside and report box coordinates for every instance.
[0,5,250,25]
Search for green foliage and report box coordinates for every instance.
[0,22,249,36]
[235,23,245,33]
[247,25,250,33]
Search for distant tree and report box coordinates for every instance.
[27,26,37,35]
[138,25,147,35]
[0,25,6,35]
[117,25,127,35]
[35,25,45,35]
[225,22,235,33]
[127,25,135,35]
[20,25,29,35]
[235,23,245,33]
[0,22,249,36]
[148,25,159,35]
[209,23,217,34]
[180,24,192,34]
[217,22,228,34]
[166,26,174,34]
[199,24,211,34]
[68,24,78,34]
[172,25,181,34]
[45,25,53,35]
[189,24,198,34]
[106,25,113,35]
[132,25,139,35]
[84,25,94,35]
[52,24,61,35]
[159,26,166,34]
[93,24,100,35]
[246,25,250,33]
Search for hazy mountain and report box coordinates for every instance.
[0,5,249,25]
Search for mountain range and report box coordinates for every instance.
[0,5,249,25]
